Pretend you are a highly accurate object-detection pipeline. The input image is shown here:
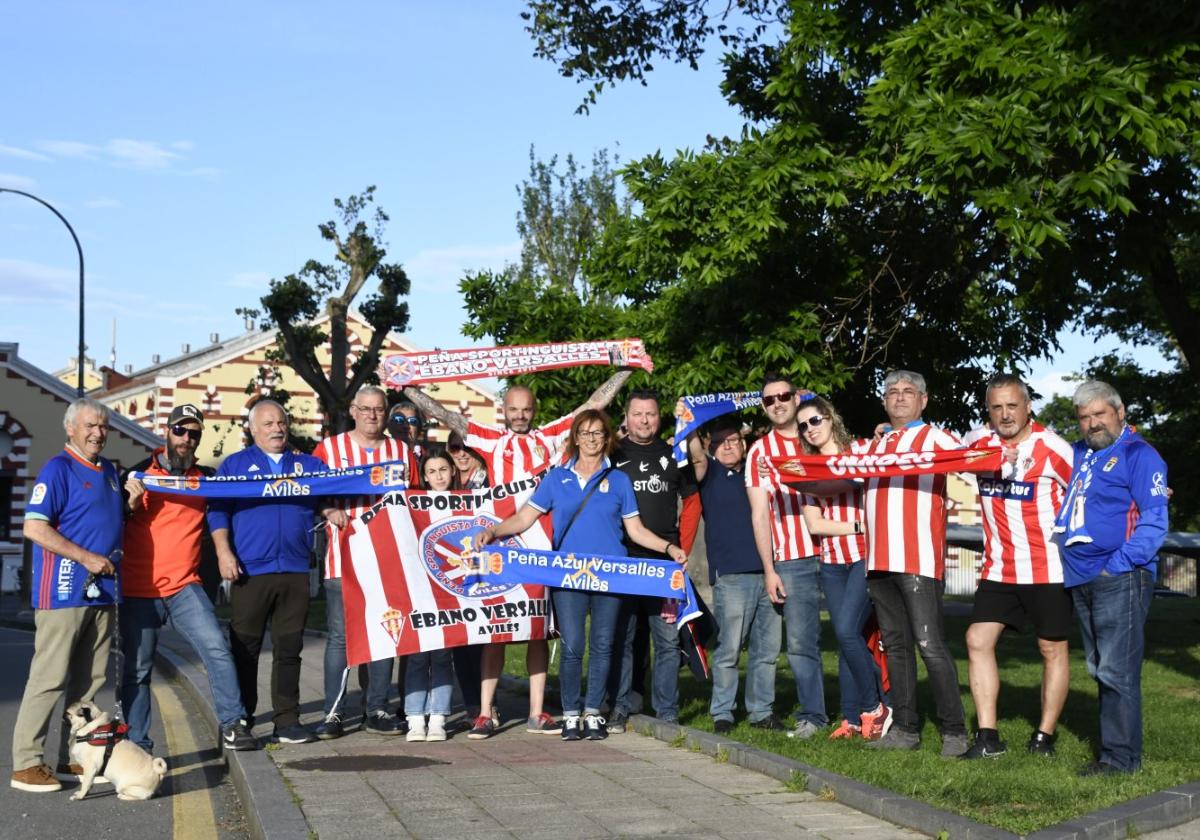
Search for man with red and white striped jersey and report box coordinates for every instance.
[861,370,969,756]
[312,386,416,739]
[960,374,1074,760]
[746,373,827,739]
[403,371,631,737]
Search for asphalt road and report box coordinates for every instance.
[0,625,248,840]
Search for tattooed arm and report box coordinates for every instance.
[577,370,632,414]
[401,387,469,436]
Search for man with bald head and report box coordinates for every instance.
[404,371,631,738]
[209,400,342,745]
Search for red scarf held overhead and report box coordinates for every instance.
[769,447,1003,482]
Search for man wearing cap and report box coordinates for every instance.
[11,398,122,793]
[120,404,258,754]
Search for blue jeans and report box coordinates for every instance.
[612,599,682,720]
[1071,567,1154,771]
[820,561,885,725]
[776,558,827,726]
[404,650,454,716]
[710,572,781,723]
[324,578,393,716]
[867,572,965,735]
[120,584,246,751]
[552,589,622,716]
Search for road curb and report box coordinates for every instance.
[626,715,1200,840]
[155,645,310,840]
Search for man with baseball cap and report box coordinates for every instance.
[121,404,258,753]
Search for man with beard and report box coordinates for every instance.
[121,404,258,753]
[960,376,1074,759]
[1059,380,1168,776]
[607,390,697,732]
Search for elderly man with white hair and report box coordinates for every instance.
[1058,380,1168,776]
[208,400,342,745]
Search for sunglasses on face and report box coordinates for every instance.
[391,416,421,426]
[761,391,795,408]
[170,424,202,441]
[796,415,825,433]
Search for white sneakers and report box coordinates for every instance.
[407,714,447,742]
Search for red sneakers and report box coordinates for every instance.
[829,720,862,740]
[860,703,892,741]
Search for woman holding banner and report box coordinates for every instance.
[796,397,892,742]
[475,410,688,742]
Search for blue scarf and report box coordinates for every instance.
[471,544,701,629]
[1053,426,1130,545]
[132,461,408,498]
[672,392,762,466]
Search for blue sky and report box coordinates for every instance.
[0,1,1161,404]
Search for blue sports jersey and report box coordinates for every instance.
[1061,429,1169,587]
[24,448,123,608]
[528,458,639,555]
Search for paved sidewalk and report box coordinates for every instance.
[232,633,926,840]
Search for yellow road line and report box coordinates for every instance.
[152,680,220,840]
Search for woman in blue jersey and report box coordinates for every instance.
[475,409,687,741]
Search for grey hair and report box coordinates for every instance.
[882,370,927,395]
[63,397,110,430]
[985,373,1031,402]
[352,385,388,404]
[248,399,287,428]
[1072,380,1123,411]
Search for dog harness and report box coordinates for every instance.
[76,722,129,776]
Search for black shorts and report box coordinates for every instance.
[969,579,1073,641]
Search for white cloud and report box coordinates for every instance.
[0,258,75,305]
[403,241,521,292]
[170,140,195,151]
[83,197,122,209]
[0,144,49,162]
[226,271,272,289]
[37,140,101,159]
[105,138,179,169]
[0,172,37,190]
[1030,371,1078,405]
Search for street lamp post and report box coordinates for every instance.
[0,188,86,395]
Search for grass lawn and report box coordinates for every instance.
[503,597,1200,835]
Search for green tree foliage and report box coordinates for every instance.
[240,187,410,434]
[523,1,1200,439]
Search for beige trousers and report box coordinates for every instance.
[11,605,113,770]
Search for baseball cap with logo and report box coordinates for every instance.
[168,404,205,427]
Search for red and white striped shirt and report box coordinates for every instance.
[313,433,414,579]
[962,422,1074,584]
[465,414,575,486]
[807,486,867,565]
[860,423,960,579]
[745,429,818,562]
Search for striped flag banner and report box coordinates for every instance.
[771,447,1003,481]
[342,485,553,666]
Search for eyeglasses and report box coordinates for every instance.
[761,391,795,408]
[391,416,421,426]
[796,415,825,433]
[716,436,743,448]
[577,430,607,440]
[170,424,202,441]
[353,406,387,415]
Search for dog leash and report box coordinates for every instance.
[84,549,125,724]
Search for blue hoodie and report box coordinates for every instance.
[206,445,327,576]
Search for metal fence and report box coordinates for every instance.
[944,525,1198,597]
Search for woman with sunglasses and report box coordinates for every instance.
[447,431,488,490]
[475,410,688,741]
[796,396,892,741]
[404,451,460,742]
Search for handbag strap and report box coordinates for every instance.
[553,466,615,551]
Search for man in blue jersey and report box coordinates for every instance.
[1058,381,1168,776]
[209,400,347,745]
[11,399,122,793]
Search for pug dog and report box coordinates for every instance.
[64,701,168,801]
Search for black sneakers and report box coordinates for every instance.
[274,724,316,744]
[363,710,406,735]
[959,730,1007,760]
[749,714,787,732]
[583,714,608,740]
[561,714,582,741]
[713,719,734,735]
[1027,730,1056,756]
[313,714,344,741]
[222,720,259,751]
